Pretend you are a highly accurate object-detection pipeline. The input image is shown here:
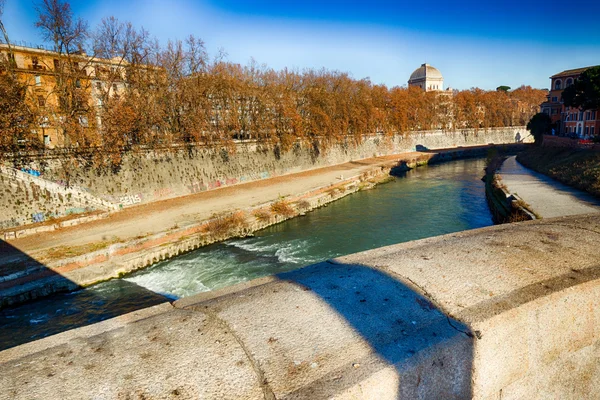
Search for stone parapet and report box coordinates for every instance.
[1,214,599,399]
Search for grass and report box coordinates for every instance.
[45,237,121,259]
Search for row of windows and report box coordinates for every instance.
[565,126,596,136]
[565,111,597,121]
[33,75,82,88]
[554,78,574,90]
[6,54,124,77]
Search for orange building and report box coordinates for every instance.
[541,66,599,138]
[0,43,128,148]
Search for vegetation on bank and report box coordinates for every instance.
[0,0,546,174]
[517,147,600,198]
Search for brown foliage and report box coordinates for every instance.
[252,208,272,222]
[202,211,248,238]
[270,199,296,218]
[0,2,548,171]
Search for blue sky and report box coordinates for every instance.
[3,0,600,90]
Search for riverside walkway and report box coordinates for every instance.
[498,156,600,218]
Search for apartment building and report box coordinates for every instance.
[541,66,599,138]
[0,43,128,148]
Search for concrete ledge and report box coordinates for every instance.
[2,215,600,399]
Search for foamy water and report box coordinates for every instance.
[125,236,321,298]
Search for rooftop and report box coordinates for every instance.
[409,63,443,81]
[550,65,599,79]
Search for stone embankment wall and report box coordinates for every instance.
[0,167,391,309]
[0,166,117,230]
[483,158,536,223]
[2,214,599,399]
[0,127,528,230]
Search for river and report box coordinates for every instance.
[0,157,493,350]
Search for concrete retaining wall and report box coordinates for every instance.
[1,214,598,399]
[0,127,528,229]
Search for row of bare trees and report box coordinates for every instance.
[0,0,547,170]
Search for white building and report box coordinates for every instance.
[408,63,444,92]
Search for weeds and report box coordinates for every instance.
[252,208,272,222]
[203,211,248,238]
[270,199,296,218]
[295,199,311,211]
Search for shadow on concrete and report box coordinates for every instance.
[505,158,600,209]
[276,261,474,398]
[0,240,168,351]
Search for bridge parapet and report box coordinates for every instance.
[1,215,599,399]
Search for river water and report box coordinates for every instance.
[0,158,493,350]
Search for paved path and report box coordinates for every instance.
[499,156,600,218]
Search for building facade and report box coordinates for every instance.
[540,66,599,138]
[0,43,128,148]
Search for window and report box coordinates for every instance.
[53,59,59,70]
[8,53,16,67]
[31,56,40,70]
[585,127,590,135]
[44,135,50,146]
[551,109,557,115]
[566,78,573,87]
[591,127,595,135]
[551,96,558,102]
[37,95,45,107]
[75,79,81,88]
[554,80,562,90]
[96,82,102,90]
[34,75,41,86]
[592,111,597,120]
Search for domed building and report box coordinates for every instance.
[408,63,444,91]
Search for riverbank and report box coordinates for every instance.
[498,155,600,219]
[483,155,536,223]
[0,144,527,309]
[517,146,600,198]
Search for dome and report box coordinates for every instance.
[409,63,443,81]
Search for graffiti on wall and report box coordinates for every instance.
[188,177,239,194]
[21,168,41,177]
[119,194,142,206]
[153,187,172,199]
[188,181,208,194]
[31,212,45,223]
[207,180,223,190]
